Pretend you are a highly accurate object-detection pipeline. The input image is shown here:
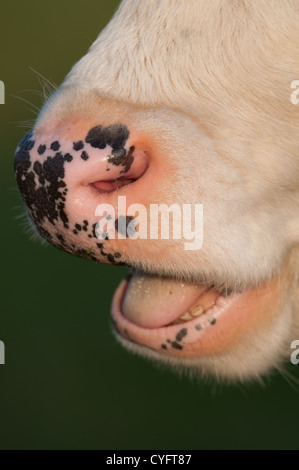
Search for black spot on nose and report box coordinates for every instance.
[115,216,136,238]
[38,144,46,155]
[85,124,129,150]
[14,131,35,176]
[14,130,35,164]
[14,130,73,237]
[73,141,84,151]
[64,153,73,162]
[81,151,89,161]
[33,161,43,175]
[50,141,60,151]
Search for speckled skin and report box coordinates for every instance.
[14,125,136,265]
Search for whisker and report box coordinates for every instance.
[38,77,53,101]
[8,93,40,114]
[14,119,36,129]
[14,204,48,246]
[18,88,46,99]
[29,67,57,92]
[276,364,299,394]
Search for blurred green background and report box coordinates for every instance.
[1,0,299,450]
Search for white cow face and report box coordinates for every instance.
[14,0,299,381]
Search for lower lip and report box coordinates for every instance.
[111,279,242,358]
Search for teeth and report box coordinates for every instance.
[178,305,205,322]
[190,305,204,317]
[179,312,193,321]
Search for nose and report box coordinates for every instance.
[14,121,149,257]
[83,124,149,193]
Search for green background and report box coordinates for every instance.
[0,0,298,450]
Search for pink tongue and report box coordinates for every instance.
[122,272,205,328]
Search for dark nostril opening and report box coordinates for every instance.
[90,148,149,194]
[92,177,138,193]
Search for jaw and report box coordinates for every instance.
[110,267,295,381]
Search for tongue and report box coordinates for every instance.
[122,271,206,328]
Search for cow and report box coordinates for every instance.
[14,0,299,381]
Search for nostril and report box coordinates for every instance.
[91,177,138,193]
[89,147,149,194]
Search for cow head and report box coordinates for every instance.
[14,0,299,381]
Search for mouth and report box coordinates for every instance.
[111,268,282,359]
[111,269,251,358]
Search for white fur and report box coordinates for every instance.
[36,0,299,380]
